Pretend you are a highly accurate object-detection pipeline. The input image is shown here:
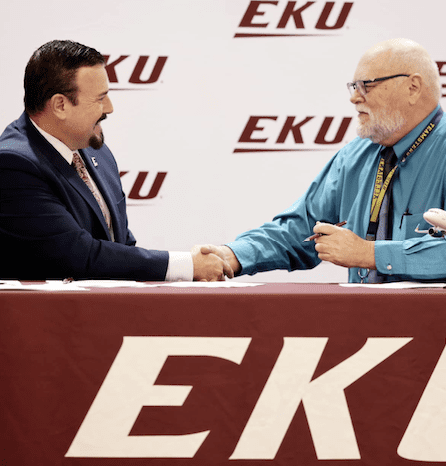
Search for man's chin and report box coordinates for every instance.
[358,128,393,145]
[89,132,105,150]
[357,130,382,144]
[357,125,372,140]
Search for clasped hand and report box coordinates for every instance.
[313,222,376,269]
[191,244,237,281]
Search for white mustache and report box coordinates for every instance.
[356,106,369,114]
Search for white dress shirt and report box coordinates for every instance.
[30,118,193,281]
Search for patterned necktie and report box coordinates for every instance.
[71,152,112,233]
[368,146,397,283]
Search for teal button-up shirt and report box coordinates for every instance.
[228,105,446,283]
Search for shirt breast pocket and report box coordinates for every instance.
[401,212,427,239]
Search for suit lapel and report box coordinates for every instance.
[81,149,121,241]
[24,116,112,239]
[60,153,112,240]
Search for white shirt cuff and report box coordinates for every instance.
[165,251,194,282]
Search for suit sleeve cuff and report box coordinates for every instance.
[165,251,194,281]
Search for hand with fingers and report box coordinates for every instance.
[313,222,376,269]
[191,245,237,281]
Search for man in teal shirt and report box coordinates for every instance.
[200,38,446,283]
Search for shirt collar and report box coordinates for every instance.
[30,118,75,165]
[393,104,441,159]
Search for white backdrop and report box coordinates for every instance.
[2,0,446,282]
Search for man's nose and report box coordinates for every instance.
[349,88,364,105]
[104,95,114,114]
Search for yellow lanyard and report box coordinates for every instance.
[369,159,398,223]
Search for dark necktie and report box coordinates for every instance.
[368,146,397,283]
[377,146,397,240]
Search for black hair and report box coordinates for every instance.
[24,40,105,115]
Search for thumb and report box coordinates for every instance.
[200,244,215,255]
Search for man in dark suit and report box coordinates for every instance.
[0,40,233,281]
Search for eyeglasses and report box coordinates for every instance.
[347,74,410,97]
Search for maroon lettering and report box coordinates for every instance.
[103,56,130,83]
[435,62,446,98]
[315,2,353,30]
[127,172,167,200]
[239,116,278,143]
[314,117,352,144]
[129,56,168,84]
[276,116,314,144]
[118,172,168,200]
[277,1,315,29]
[239,1,278,28]
[437,62,446,76]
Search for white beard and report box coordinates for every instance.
[357,107,406,144]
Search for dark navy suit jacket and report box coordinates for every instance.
[0,113,169,280]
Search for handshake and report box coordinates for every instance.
[191,245,241,281]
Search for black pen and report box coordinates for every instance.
[303,221,347,242]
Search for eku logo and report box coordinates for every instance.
[234,115,354,153]
[66,336,446,462]
[235,1,354,38]
[104,55,168,90]
[119,171,167,205]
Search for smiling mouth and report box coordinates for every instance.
[96,114,107,125]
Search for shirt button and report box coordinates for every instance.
[387,264,392,271]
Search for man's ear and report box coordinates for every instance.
[408,73,422,105]
[49,93,69,120]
